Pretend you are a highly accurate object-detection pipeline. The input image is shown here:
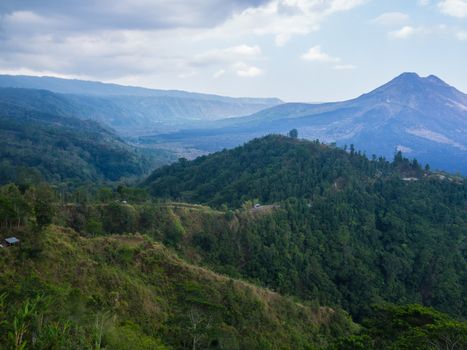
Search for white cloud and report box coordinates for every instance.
[178,71,197,79]
[213,69,226,78]
[0,0,367,91]
[457,30,467,40]
[5,11,50,26]
[301,45,356,70]
[301,45,340,62]
[233,62,263,77]
[387,25,450,40]
[2,1,270,31]
[192,45,262,66]
[203,0,366,46]
[275,33,292,47]
[193,45,265,78]
[371,12,410,26]
[388,26,416,39]
[438,0,467,18]
[333,64,356,70]
[418,0,430,6]
[225,45,262,56]
[0,67,87,80]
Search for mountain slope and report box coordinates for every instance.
[0,75,282,135]
[0,99,166,184]
[144,135,467,319]
[144,134,431,207]
[0,223,355,349]
[146,73,467,174]
[1,181,466,349]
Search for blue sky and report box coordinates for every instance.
[0,0,466,101]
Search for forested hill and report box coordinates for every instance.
[0,133,466,347]
[0,223,357,349]
[145,134,461,207]
[0,101,161,184]
[145,135,467,319]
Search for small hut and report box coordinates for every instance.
[5,237,20,246]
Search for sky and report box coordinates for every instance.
[0,0,466,101]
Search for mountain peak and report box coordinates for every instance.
[426,74,448,85]
[389,72,450,87]
[390,72,423,85]
[366,72,456,99]
[396,72,421,80]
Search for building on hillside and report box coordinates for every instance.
[402,177,418,182]
[5,237,20,246]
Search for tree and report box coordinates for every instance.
[356,304,467,350]
[0,184,31,229]
[288,129,298,139]
[187,308,212,350]
[32,184,56,230]
[102,202,137,234]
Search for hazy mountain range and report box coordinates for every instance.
[144,73,467,174]
[0,75,282,136]
[0,72,466,174]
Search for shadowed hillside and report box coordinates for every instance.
[0,101,172,184]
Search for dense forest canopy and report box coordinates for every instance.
[145,134,462,208]
[0,134,466,349]
[144,135,467,319]
[0,101,174,185]
[0,181,466,349]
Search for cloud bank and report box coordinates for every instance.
[0,0,365,84]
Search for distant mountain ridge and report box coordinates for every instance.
[0,74,282,103]
[146,73,467,174]
[0,75,282,135]
[1,73,466,173]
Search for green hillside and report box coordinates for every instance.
[144,134,451,207]
[0,102,174,185]
[144,135,467,319]
[1,135,466,349]
[0,180,466,349]
[0,227,354,349]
